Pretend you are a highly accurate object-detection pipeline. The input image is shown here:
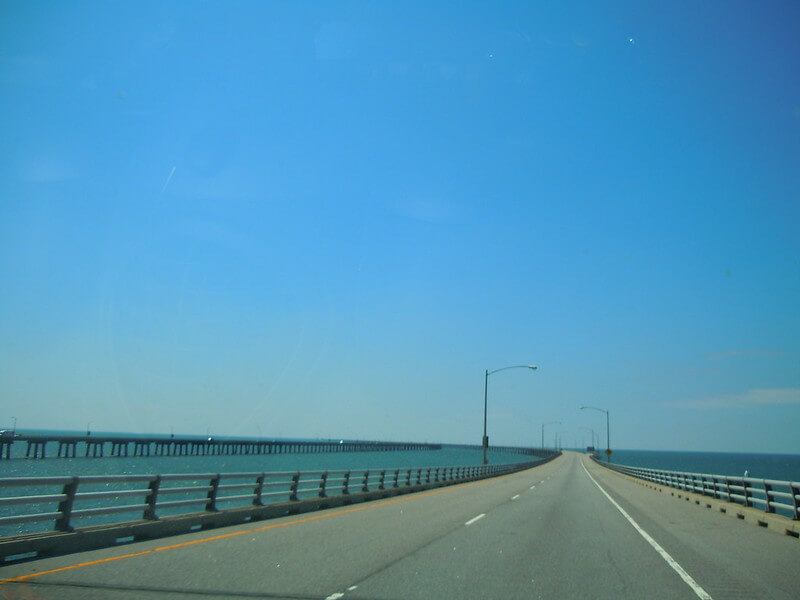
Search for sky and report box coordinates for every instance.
[1,1,798,453]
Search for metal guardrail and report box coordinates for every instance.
[593,457,800,520]
[0,459,554,540]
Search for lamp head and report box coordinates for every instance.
[528,365,538,370]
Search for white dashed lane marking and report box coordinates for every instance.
[465,513,486,526]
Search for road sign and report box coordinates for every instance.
[605,448,612,456]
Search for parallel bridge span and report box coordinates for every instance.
[0,435,443,460]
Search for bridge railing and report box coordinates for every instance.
[0,462,545,540]
[593,457,800,520]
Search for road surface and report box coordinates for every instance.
[0,452,797,599]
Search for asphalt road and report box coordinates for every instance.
[0,452,797,600]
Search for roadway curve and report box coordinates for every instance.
[0,452,797,599]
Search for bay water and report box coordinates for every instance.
[2,431,797,482]
[599,449,800,482]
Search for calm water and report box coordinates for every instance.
[604,449,800,482]
[2,431,798,481]
[0,447,535,479]
[0,431,536,479]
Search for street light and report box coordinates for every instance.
[483,364,537,465]
[542,421,561,449]
[580,405,610,462]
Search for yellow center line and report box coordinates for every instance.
[1,469,534,585]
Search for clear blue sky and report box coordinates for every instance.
[1,1,798,453]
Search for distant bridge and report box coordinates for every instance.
[0,434,443,460]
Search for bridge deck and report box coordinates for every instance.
[0,452,797,600]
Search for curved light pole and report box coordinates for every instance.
[483,365,537,465]
[580,405,610,462]
[541,421,561,449]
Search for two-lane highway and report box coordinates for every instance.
[1,452,797,599]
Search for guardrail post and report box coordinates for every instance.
[378,470,386,490]
[361,471,369,493]
[416,469,422,485]
[144,475,161,520]
[318,472,328,498]
[342,471,351,495]
[253,474,265,506]
[54,477,79,532]
[392,469,399,488]
[710,476,720,499]
[791,482,800,520]
[723,476,731,501]
[289,473,300,501]
[742,478,752,508]
[763,480,774,513]
[206,474,221,511]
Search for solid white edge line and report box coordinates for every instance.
[581,461,714,600]
[465,513,486,526]
[512,494,520,500]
